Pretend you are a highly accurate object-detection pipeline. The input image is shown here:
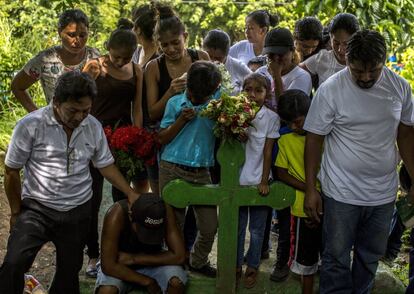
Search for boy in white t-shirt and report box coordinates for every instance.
[203,29,252,95]
[304,30,414,293]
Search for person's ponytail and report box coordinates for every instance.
[247,10,279,30]
[106,18,137,51]
[153,3,185,41]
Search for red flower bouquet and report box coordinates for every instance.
[104,126,159,182]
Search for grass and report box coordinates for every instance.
[0,86,45,151]
[0,99,25,150]
[390,229,412,286]
[80,280,95,293]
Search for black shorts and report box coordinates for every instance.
[289,216,322,275]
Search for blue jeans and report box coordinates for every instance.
[385,208,404,260]
[320,196,394,294]
[406,229,414,293]
[237,206,269,269]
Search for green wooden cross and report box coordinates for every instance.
[162,139,295,294]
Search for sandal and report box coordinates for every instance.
[85,259,98,278]
[243,267,258,289]
[85,264,97,278]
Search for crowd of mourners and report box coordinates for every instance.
[1,2,414,294]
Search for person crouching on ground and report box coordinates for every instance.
[95,194,187,294]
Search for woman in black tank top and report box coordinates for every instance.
[145,5,210,123]
[84,25,143,128]
[132,4,162,195]
[82,19,147,277]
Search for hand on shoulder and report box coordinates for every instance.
[83,59,100,80]
[198,50,210,61]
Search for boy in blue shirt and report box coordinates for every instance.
[158,61,221,278]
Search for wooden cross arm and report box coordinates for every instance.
[162,179,296,209]
[162,179,222,207]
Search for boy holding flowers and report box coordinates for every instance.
[158,61,221,277]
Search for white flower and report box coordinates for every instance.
[216,63,234,94]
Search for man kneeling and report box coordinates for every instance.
[96,194,187,294]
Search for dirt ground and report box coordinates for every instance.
[0,179,278,292]
[0,185,92,290]
[0,177,409,293]
[0,177,109,291]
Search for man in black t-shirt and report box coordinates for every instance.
[95,193,187,294]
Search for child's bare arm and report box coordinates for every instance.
[258,137,276,196]
[158,108,196,145]
[275,166,306,192]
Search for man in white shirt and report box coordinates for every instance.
[304,30,414,293]
[1,71,140,294]
[202,29,252,95]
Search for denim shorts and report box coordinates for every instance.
[95,262,187,293]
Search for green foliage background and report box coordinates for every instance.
[0,0,414,152]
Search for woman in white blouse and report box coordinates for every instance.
[300,13,360,86]
[229,10,278,66]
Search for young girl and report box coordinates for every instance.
[300,13,360,86]
[293,17,323,62]
[293,17,323,91]
[237,73,280,288]
[82,18,144,277]
[229,10,278,65]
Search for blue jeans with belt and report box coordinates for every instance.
[320,195,394,294]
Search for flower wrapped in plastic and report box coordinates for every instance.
[104,125,159,182]
[200,92,259,140]
[215,62,234,94]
